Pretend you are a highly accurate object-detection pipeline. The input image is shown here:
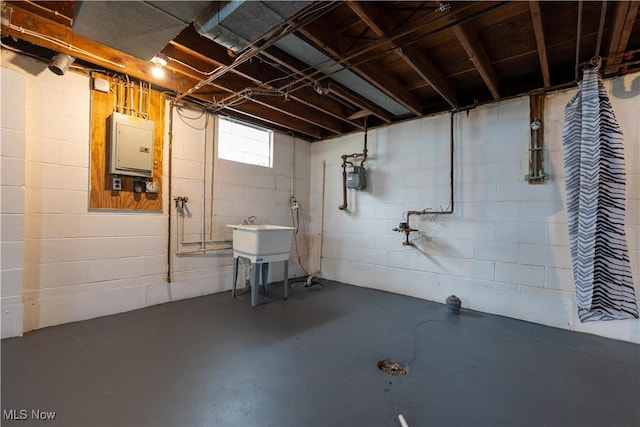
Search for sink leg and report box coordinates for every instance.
[283,260,289,300]
[232,257,239,298]
[261,263,269,294]
[251,263,260,307]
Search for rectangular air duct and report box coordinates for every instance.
[73,1,213,60]
[193,1,311,54]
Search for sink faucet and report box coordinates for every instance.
[243,216,257,225]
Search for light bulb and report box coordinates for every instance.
[152,65,165,79]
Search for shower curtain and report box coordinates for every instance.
[562,67,639,322]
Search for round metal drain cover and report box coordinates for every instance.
[377,359,408,376]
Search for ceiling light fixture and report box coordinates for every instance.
[151,55,167,79]
[48,53,75,75]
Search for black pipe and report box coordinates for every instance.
[421,111,455,215]
[167,101,174,283]
[360,117,368,167]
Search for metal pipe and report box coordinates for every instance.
[167,101,175,282]
[394,111,455,247]
[316,160,326,275]
[360,117,368,167]
[209,113,216,240]
[338,119,369,211]
[138,80,143,118]
[420,111,455,215]
[595,1,607,61]
[338,156,349,210]
[574,0,584,82]
[175,2,339,103]
[202,111,208,251]
[283,2,508,98]
[176,246,232,255]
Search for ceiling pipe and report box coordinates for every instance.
[283,2,509,101]
[175,1,340,103]
[574,0,584,82]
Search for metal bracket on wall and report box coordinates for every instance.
[525,92,548,184]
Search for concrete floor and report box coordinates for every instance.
[2,280,639,427]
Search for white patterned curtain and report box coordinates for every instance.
[562,68,639,322]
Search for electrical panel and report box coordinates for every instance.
[109,112,154,178]
[346,165,367,190]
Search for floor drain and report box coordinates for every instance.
[377,359,408,376]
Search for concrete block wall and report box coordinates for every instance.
[310,72,640,343]
[1,66,26,338]
[167,105,310,289]
[1,51,310,336]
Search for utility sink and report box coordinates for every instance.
[227,224,295,263]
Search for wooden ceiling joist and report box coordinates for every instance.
[169,28,360,131]
[260,48,393,124]
[228,102,323,140]
[605,1,640,74]
[529,1,551,88]
[346,1,458,110]
[0,4,331,140]
[297,17,423,116]
[326,84,393,124]
[450,22,501,99]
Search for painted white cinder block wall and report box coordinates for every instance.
[309,72,640,344]
[1,51,310,337]
[2,49,637,343]
[1,66,27,338]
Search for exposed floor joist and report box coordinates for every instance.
[169,28,362,132]
[260,48,393,124]
[297,17,424,116]
[605,1,640,74]
[529,1,551,88]
[450,21,501,99]
[346,1,458,110]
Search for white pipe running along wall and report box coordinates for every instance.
[172,105,231,255]
[311,159,326,278]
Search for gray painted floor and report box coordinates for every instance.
[2,280,639,427]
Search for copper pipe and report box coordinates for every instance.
[338,119,369,210]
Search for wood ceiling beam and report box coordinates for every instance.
[529,1,551,88]
[605,1,640,74]
[145,44,345,135]
[261,48,393,124]
[169,27,358,131]
[297,17,423,116]
[227,102,323,140]
[450,21,500,99]
[347,1,458,110]
[326,84,392,124]
[0,4,325,140]
[0,3,192,89]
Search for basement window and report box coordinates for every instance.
[217,116,273,168]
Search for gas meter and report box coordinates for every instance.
[345,165,367,190]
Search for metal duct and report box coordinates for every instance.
[274,35,411,117]
[194,1,311,53]
[73,1,213,61]
[193,0,409,117]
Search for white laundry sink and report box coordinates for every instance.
[227,224,295,263]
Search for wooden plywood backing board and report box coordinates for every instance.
[89,74,164,211]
